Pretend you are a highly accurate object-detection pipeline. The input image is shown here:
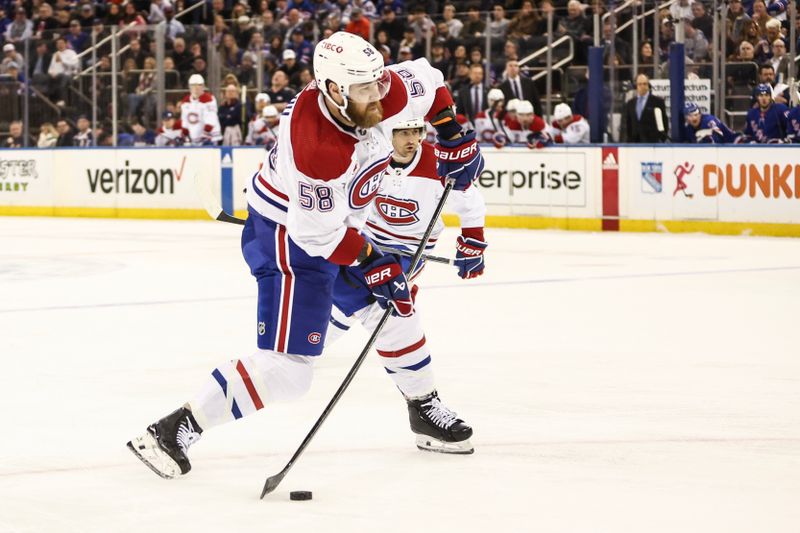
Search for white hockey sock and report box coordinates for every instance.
[189,349,314,431]
[356,304,436,400]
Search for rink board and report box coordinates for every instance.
[1,145,799,236]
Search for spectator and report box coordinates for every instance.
[170,37,194,79]
[235,52,257,88]
[47,37,79,107]
[488,4,511,50]
[55,119,74,147]
[162,56,182,90]
[218,83,244,146]
[499,60,543,117]
[376,6,404,42]
[558,1,592,63]
[755,19,784,61]
[0,7,10,39]
[159,5,186,43]
[345,8,370,40]
[179,74,221,145]
[622,73,669,142]
[639,40,656,76]
[460,4,486,41]
[66,19,89,54]
[5,7,33,44]
[266,70,295,111]
[155,110,189,146]
[441,3,463,40]
[769,39,790,82]
[726,40,758,90]
[670,0,693,22]
[189,55,208,82]
[73,115,94,146]
[104,3,123,26]
[37,122,59,147]
[285,27,313,64]
[448,60,471,93]
[77,3,96,29]
[1,43,25,76]
[282,9,304,43]
[233,15,255,49]
[278,48,308,89]
[259,9,283,44]
[726,0,751,53]
[120,2,148,38]
[429,39,448,78]
[129,119,156,146]
[128,56,158,125]
[33,3,59,40]
[691,2,714,39]
[148,0,169,24]
[4,120,24,148]
[455,63,488,124]
[219,32,244,73]
[509,1,542,41]
[397,45,413,63]
[683,20,709,62]
[122,39,149,69]
[751,0,774,36]
[407,5,433,44]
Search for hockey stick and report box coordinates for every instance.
[194,173,453,265]
[260,178,457,499]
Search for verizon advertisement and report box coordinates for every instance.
[620,147,800,224]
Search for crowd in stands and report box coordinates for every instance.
[0,0,798,148]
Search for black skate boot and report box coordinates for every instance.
[127,407,203,479]
[407,391,474,454]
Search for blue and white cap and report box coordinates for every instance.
[755,83,772,96]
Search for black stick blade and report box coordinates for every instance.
[260,472,285,499]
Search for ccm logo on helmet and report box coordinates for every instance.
[375,196,419,225]
[321,42,344,53]
[349,156,391,209]
[434,143,478,161]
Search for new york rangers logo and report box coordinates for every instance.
[349,155,391,209]
[375,196,419,225]
[641,161,663,193]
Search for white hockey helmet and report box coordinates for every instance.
[487,88,505,105]
[262,105,279,118]
[553,102,572,121]
[392,117,425,131]
[255,92,270,104]
[313,31,390,121]
[506,98,520,113]
[188,74,205,86]
[515,100,534,115]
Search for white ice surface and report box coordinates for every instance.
[0,217,799,533]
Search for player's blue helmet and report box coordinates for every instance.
[755,83,772,96]
[684,102,700,115]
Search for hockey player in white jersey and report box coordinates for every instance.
[326,117,487,454]
[127,32,485,478]
[547,103,590,144]
[179,74,222,145]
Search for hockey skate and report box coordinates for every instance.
[127,407,202,479]
[407,391,474,454]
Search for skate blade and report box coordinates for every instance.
[415,435,474,455]
[127,432,181,479]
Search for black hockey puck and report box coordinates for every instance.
[290,491,312,501]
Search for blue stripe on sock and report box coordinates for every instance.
[400,355,432,372]
[330,316,351,331]
[231,399,243,419]
[212,368,227,396]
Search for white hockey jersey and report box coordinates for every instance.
[546,115,591,144]
[246,58,454,265]
[365,141,485,258]
[179,92,222,145]
[154,120,189,147]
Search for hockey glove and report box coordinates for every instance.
[434,130,485,191]
[360,249,414,317]
[454,234,487,279]
[527,131,552,149]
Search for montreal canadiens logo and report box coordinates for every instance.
[375,196,419,225]
[307,332,322,344]
[349,156,391,209]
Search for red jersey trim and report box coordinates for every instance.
[424,86,455,122]
[328,227,366,265]
[291,89,357,182]
[408,142,439,182]
[380,70,409,121]
[461,227,485,241]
